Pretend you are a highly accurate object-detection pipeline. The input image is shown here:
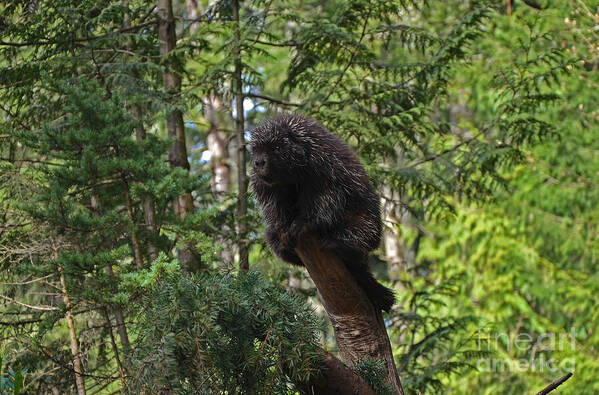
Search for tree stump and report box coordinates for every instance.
[296,236,404,394]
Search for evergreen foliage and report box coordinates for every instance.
[129,257,324,394]
[353,359,395,395]
[392,274,489,393]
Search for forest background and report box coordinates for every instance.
[0,0,598,393]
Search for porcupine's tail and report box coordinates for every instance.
[356,269,395,312]
[344,255,395,312]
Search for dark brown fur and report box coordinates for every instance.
[250,114,394,312]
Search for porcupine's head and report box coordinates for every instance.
[249,113,314,187]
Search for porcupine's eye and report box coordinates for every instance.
[272,139,284,151]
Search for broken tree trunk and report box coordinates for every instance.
[296,236,404,394]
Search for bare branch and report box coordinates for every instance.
[536,372,573,395]
[0,294,58,311]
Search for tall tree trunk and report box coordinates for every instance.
[203,95,231,198]
[54,244,87,395]
[233,0,249,272]
[157,0,201,272]
[188,0,234,268]
[186,0,200,34]
[382,186,404,280]
[203,94,235,268]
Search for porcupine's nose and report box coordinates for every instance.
[255,158,266,169]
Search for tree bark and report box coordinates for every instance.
[382,185,404,280]
[233,0,249,272]
[157,0,201,272]
[186,0,200,35]
[295,236,404,394]
[203,95,231,198]
[188,0,234,268]
[186,1,231,200]
[203,94,235,268]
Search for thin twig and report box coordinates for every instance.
[244,92,301,107]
